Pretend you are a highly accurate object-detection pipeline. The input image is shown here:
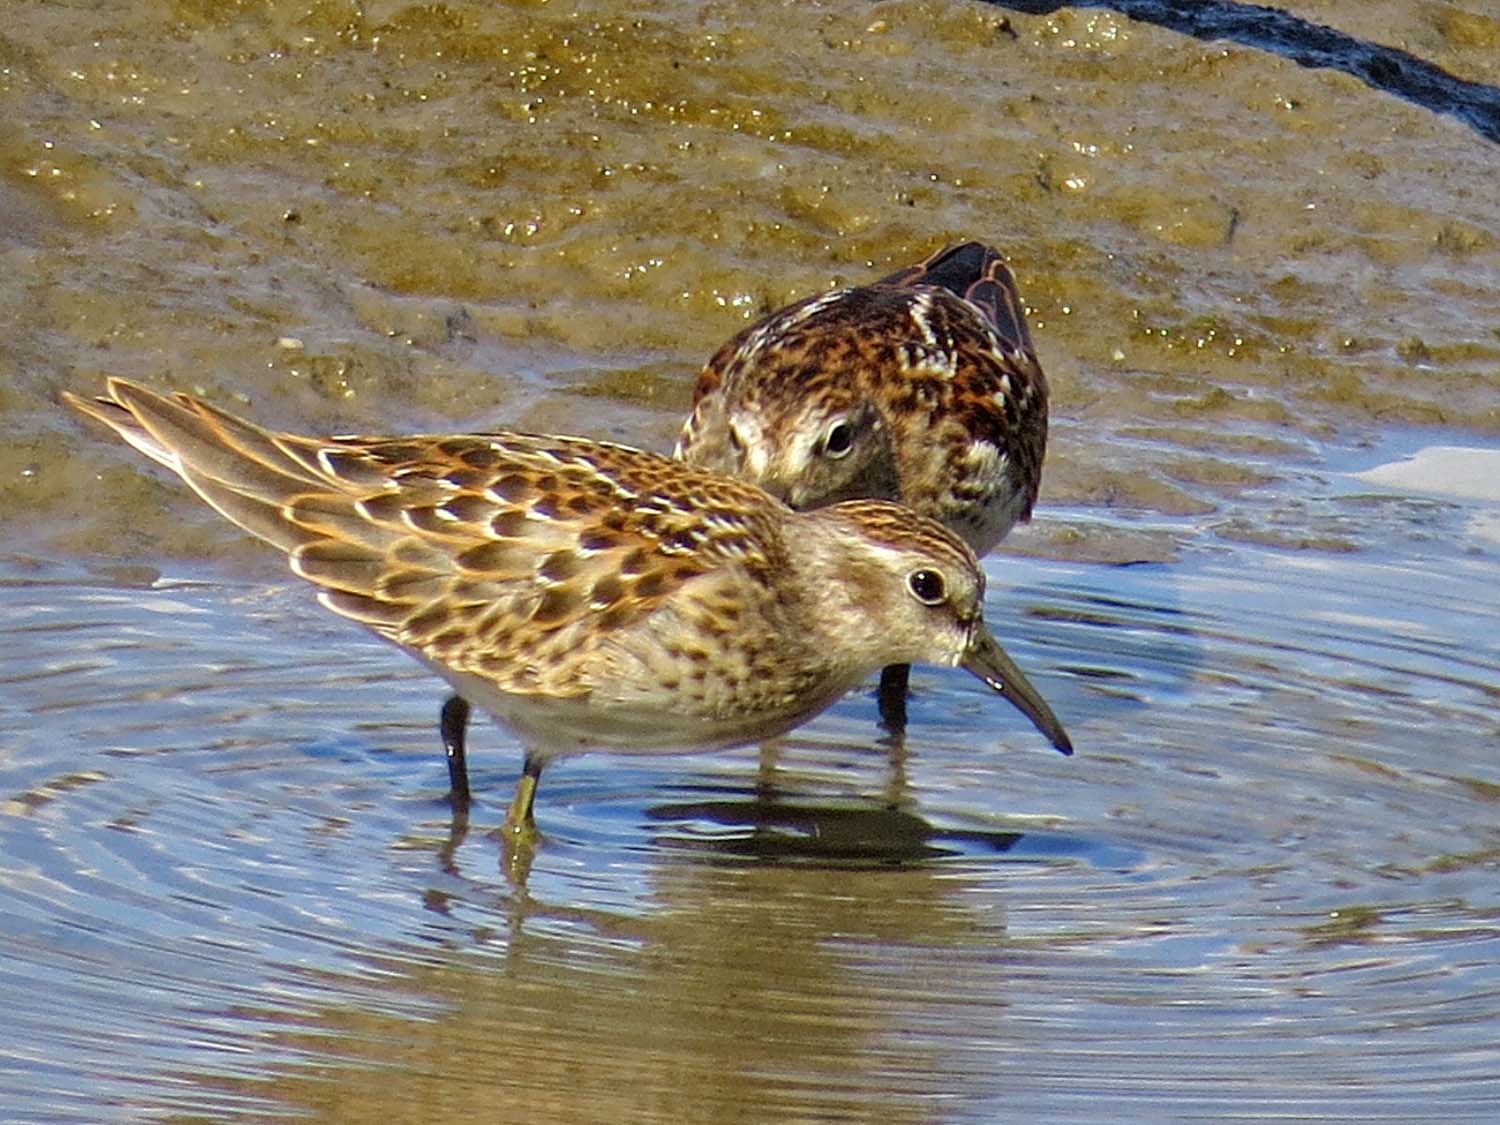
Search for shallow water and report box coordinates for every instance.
[2,444,1498,1119]
[4,0,1500,1119]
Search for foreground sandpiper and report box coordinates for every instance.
[66,378,1071,835]
[676,242,1053,726]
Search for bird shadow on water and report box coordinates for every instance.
[422,728,1143,901]
[643,794,1024,866]
[424,778,1033,895]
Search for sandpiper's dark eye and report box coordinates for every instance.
[907,568,946,605]
[823,419,854,458]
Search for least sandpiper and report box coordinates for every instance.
[675,242,1053,725]
[66,378,1071,835]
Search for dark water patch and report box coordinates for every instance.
[639,780,1144,869]
[987,0,1500,143]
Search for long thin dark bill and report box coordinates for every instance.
[960,626,1073,755]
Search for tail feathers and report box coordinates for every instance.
[63,390,184,476]
[878,241,1037,356]
[63,377,396,558]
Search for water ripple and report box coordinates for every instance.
[0,533,1497,1118]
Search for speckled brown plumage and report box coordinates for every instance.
[676,241,1050,556]
[65,377,1071,833]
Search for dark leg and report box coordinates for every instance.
[437,800,470,879]
[440,694,472,808]
[880,717,910,810]
[877,663,910,734]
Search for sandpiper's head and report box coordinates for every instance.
[676,287,920,511]
[801,499,1072,756]
[724,393,898,512]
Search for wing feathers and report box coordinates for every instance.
[65,377,791,699]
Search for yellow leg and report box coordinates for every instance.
[503,752,544,841]
[756,739,782,786]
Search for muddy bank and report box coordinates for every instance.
[1,0,1497,568]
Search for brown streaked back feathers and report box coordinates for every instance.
[675,242,1050,548]
[64,378,791,697]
